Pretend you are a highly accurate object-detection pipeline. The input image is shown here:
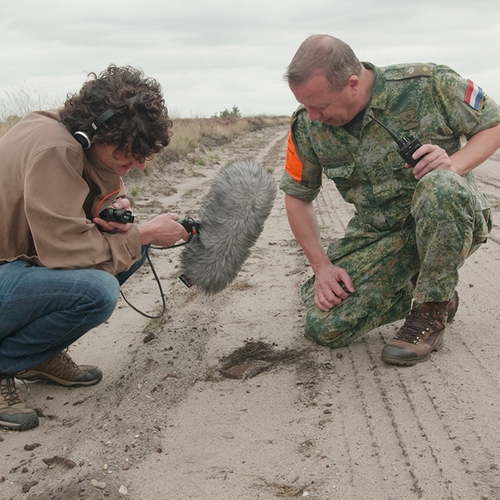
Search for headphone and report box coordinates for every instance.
[73,95,139,150]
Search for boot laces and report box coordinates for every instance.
[56,350,79,369]
[46,350,82,375]
[0,375,23,406]
[395,309,435,344]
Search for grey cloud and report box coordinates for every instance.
[0,0,499,118]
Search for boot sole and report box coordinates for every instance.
[16,372,102,387]
[381,340,444,366]
[381,353,430,366]
[0,414,39,431]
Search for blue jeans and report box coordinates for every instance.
[0,247,149,374]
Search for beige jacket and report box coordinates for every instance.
[0,109,142,274]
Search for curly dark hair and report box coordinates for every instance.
[59,65,173,160]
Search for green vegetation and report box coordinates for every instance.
[211,105,242,119]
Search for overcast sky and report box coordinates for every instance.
[1,0,499,119]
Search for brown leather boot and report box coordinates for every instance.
[16,350,102,387]
[0,373,39,431]
[381,291,459,366]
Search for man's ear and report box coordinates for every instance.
[347,75,360,94]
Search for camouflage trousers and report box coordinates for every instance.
[302,170,491,348]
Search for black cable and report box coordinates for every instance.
[149,241,188,250]
[119,245,166,319]
[119,218,199,318]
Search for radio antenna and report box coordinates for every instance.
[367,114,404,148]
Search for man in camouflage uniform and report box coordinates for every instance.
[280,35,500,365]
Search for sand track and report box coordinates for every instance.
[3,123,500,499]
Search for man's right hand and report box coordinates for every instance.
[284,194,355,311]
[313,262,355,311]
[138,213,189,247]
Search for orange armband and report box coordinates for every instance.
[285,130,305,183]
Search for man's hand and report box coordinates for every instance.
[407,144,455,180]
[138,213,189,247]
[314,261,355,312]
[408,122,500,179]
[93,198,134,233]
[284,194,355,311]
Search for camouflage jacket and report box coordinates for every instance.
[280,62,500,232]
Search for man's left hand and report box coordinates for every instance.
[94,197,134,233]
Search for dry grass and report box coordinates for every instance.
[0,113,288,166]
[0,115,22,138]
[0,86,62,124]
[159,115,287,163]
[169,117,250,157]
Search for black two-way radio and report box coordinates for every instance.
[368,114,423,167]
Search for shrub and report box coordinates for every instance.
[211,105,241,119]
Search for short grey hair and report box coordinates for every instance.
[285,35,363,91]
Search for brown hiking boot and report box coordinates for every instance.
[16,350,102,387]
[0,373,39,431]
[381,291,459,366]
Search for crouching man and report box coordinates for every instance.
[0,65,188,430]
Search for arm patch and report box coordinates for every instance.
[465,79,484,111]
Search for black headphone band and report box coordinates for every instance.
[74,95,139,149]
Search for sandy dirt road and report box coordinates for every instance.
[2,120,500,500]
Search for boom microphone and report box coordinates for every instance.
[179,159,276,294]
